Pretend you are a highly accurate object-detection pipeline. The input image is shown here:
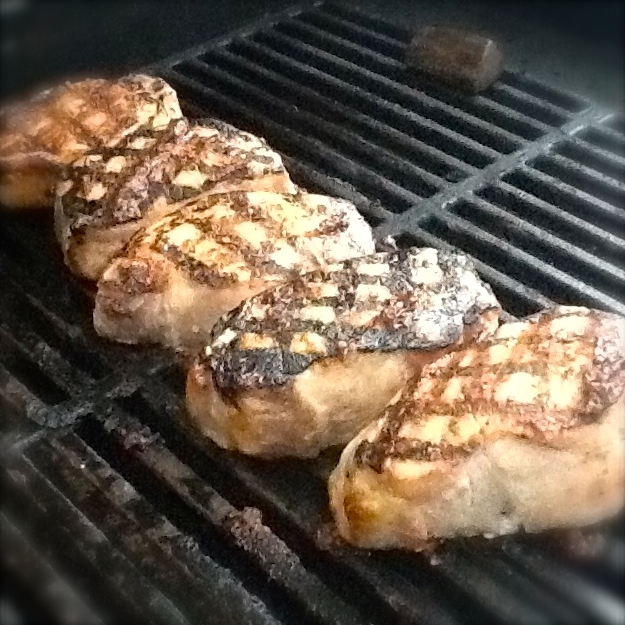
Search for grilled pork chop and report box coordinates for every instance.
[94,190,375,351]
[186,248,501,458]
[329,306,625,551]
[0,74,182,210]
[55,117,296,281]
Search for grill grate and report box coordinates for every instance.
[1,2,624,624]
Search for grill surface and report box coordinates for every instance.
[1,2,624,624]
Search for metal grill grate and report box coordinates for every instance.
[1,2,624,624]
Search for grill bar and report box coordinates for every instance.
[163,67,418,212]
[0,279,99,397]
[211,47,453,191]
[205,50,446,194]
[182,57,432,204]
[438,545,583,625]
[0,238,93,345]
[3,435,287,625]
[39,433,287,625]
[75,403,366,625]
[29,441,206,625]
[501,168,624,237]
[253,26,525,151]
[2,454,182,624]
[134,448,363,625]
[374,106,609,237]
[510,165,625,234]
[321,2,408,41]
[281,156,393,225]
[0,218,165,372]
[143,1,322,75]
[226,37,491,170]
[0,364,43,433]
[605,116,625,135]
[454,197,625,303]
[502,542,625,625]
[288,12,568,134]
[545,150,625,189]
[0,513,105,625]
[1,264,169,428]
[0,325,69,407]
[578,123,625,157]
[311,6,407,56]
[557,137,625,182]
[530,153,625,208]
[0,328,71,410]
[26,358,170,428]
[491,83,581,125]
[177,99,394,225]
[421,212,625,314]
[478,183,625,265]
[296,11,580,131]
[496,70,591,113]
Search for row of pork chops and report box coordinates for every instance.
[1,74,623,552]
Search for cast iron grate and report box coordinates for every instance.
[1,2,624,624]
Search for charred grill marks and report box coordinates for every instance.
[139,192,358,288]
[354,307,625,471]
[58,117,287,229]
[205,249,500,390]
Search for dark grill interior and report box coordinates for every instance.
[1,3,624,624]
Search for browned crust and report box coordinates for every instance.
[96,254,170,317]
[1,74,182,209]
[354,306,625,470]
[585,312,625,414]
[332,394,625,550]
[1,74,181,164]
[186,345,438,458]
[56,198,176,281]
[93,190,375,349]
[200,248,500,390]
[117,189,373,288]
[56,117,294,230]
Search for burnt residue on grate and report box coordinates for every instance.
[121,372,624,625]
[223,507,302,581]
[0,212,170,433]
[2,2,625,625]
